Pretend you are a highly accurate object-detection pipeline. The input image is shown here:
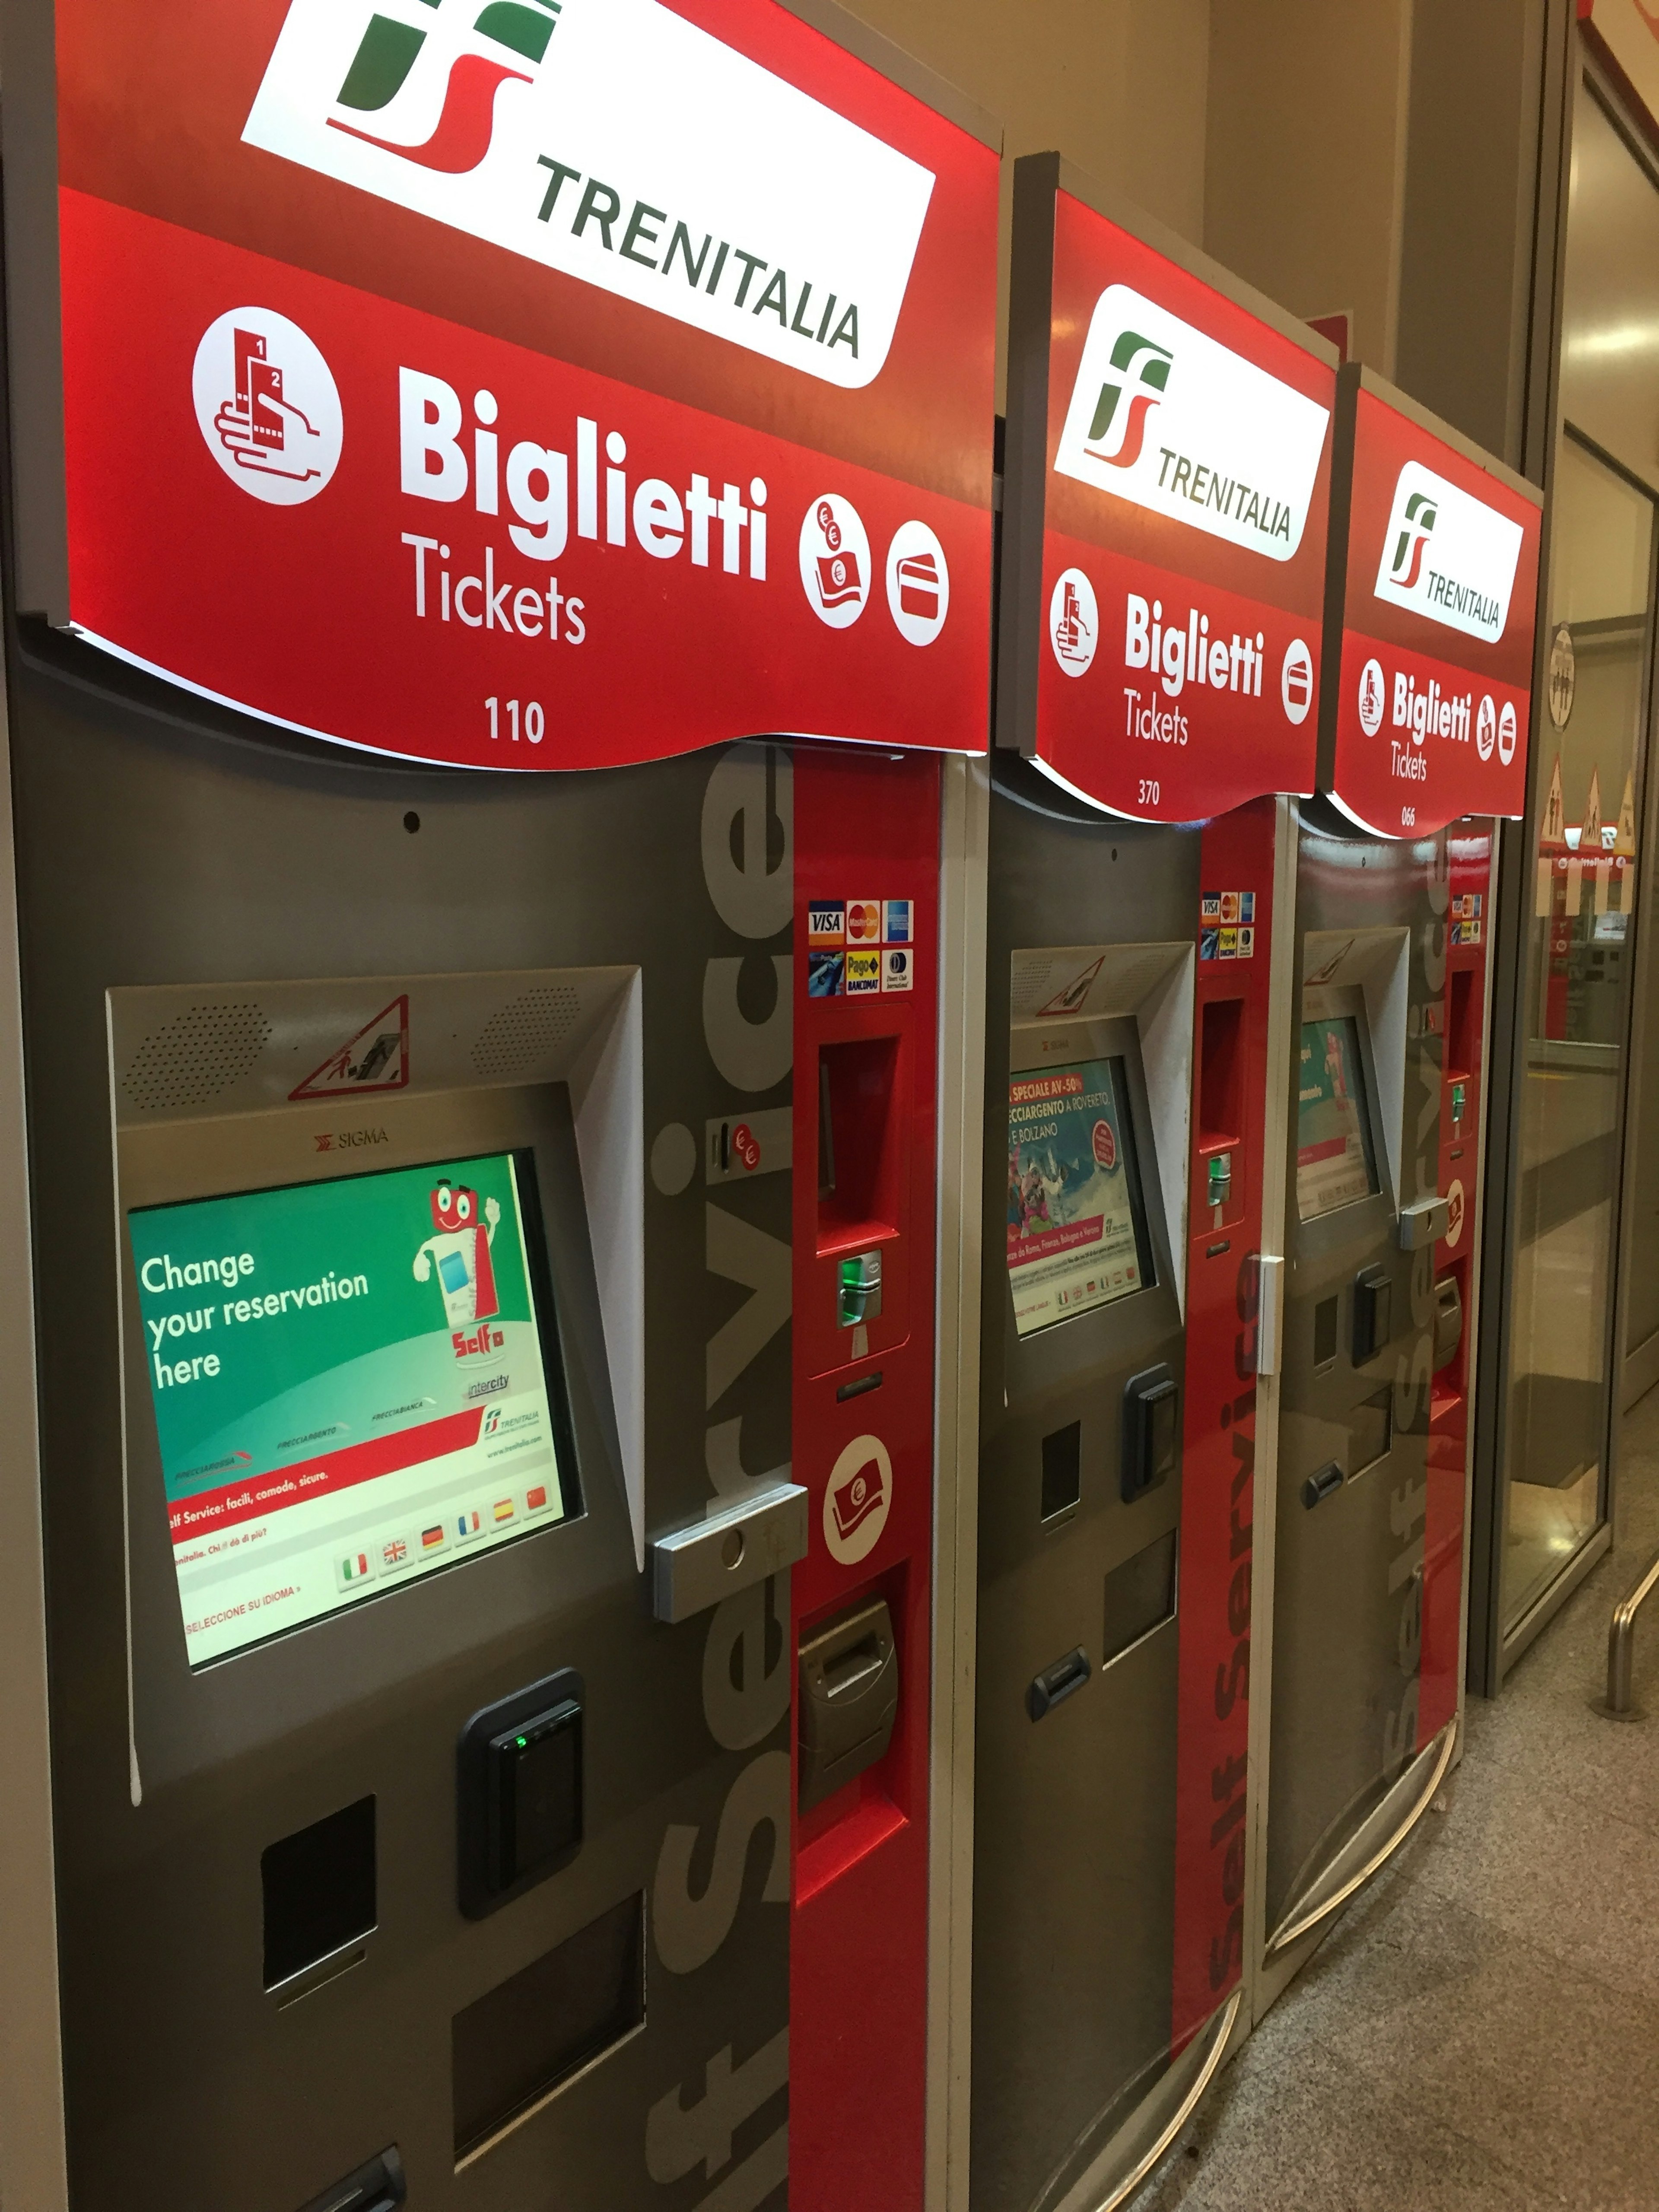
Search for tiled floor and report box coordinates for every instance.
[1139,1386,1659,2212]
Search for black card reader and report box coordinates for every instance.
[458,1669,584,1919]
[1121,1364,1180,1503]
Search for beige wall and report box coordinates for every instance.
[836,0,1211,396]
[1205,0,1414,373]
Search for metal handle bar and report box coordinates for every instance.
[1596,1543,1659,1720]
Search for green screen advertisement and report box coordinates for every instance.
[128,1152,572,1666]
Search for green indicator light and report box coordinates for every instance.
[516,1736,528,1748]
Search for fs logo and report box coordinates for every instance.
[1388,490,1438,591]
[1084,331,1173,471]
[329,0,560,173]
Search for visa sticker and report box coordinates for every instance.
[808,901,845,945]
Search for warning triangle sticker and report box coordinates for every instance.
[1039,955,1105,1017]
[1580,766,1603,851]
[1540,756,1565,847]
[290,996,410,1100]
[1615,772,1638,857]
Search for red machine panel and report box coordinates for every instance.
[1419,825,1493,1743]
[789,747,940,2211]
[1171,796,1278,2045]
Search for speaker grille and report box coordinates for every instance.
[471,985,581,1080]
[121,1003,273,1112]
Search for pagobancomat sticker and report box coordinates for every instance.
[997,153,1337,822]
[6,0,998,770]
[1320,367,1542,838]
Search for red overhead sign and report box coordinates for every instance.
[7,0,998,770]
[1321,369,1541,838]
[996,154,1336,823]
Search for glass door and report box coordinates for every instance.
[1493,78,1659,1656]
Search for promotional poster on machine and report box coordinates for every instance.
[1006,1058,1147,1335]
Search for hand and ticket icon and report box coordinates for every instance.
[213,327,327,483]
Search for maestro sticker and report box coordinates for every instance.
[823,1434,892,1565]
[193,307,343,505]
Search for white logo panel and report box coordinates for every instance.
[244,0,935,392]
[1054,283,1330,563]
[1372,461,1524,644]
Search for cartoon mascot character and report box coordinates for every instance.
[413,1179,501,1331]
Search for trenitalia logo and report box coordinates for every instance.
[1389,490,1436,590]
[1084,331,1172,469]
[1055,284,1329,563]
[1372,461,1523,644]
[244,0,936,391]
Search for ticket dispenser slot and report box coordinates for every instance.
[798,1596,899,1811]
[262,1796,377,1998]
[296,2147,405,2212]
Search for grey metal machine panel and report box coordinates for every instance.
[10,634,794,2212]
[1267,805,1447,1940]
[971,763,1197,2212]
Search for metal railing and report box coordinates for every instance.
[1596,1544,1659,1720]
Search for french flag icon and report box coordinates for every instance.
[455,1508,482,1539]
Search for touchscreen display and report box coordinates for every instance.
[130,1151,572,1666]
[1007,1057,1153,1337]
[1297,1015,1382,1220]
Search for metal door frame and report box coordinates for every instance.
[1471,39,1659,1689]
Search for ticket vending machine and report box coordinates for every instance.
[968,158,1334,2212]
[0,2,998,2206]
[1257,366,1540,1990]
